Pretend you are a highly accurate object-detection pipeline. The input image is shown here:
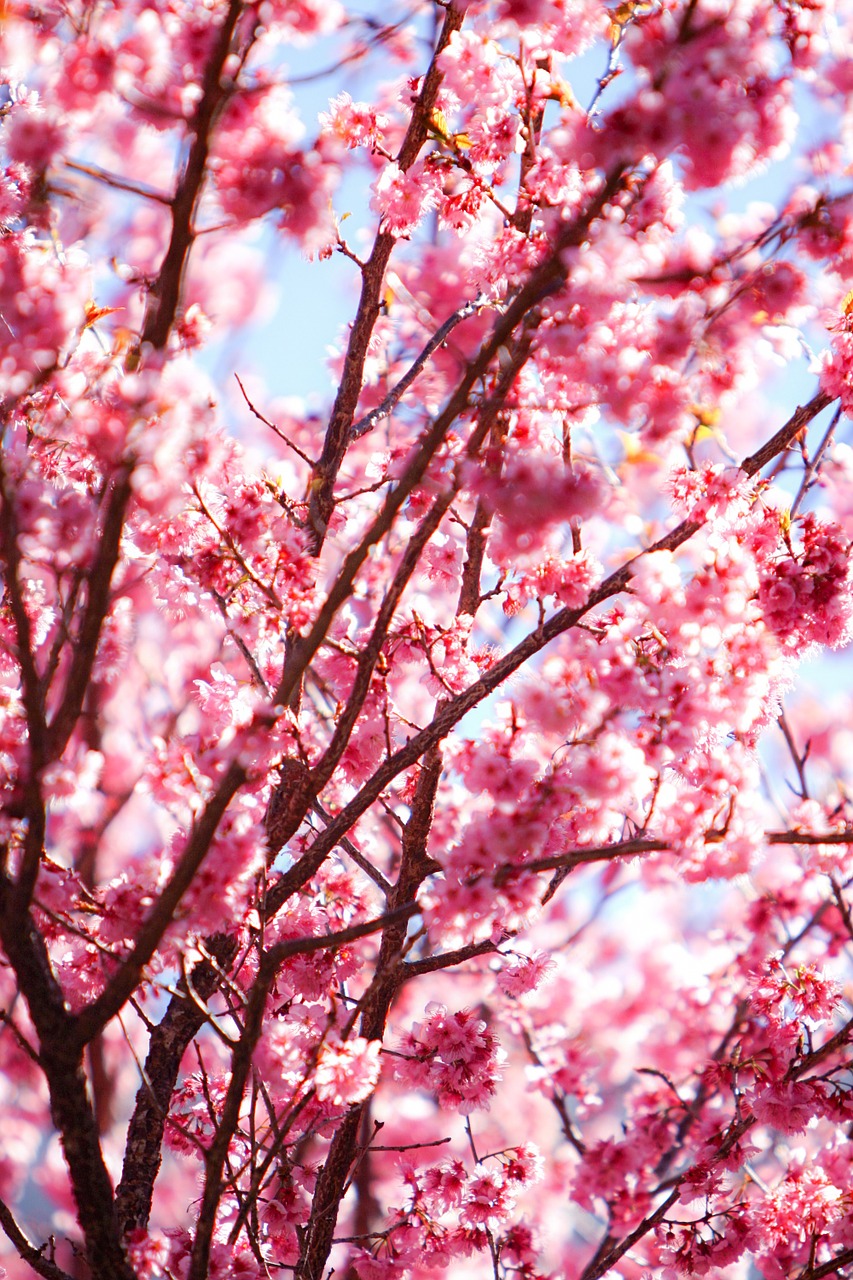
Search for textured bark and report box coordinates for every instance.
[0,879,135,1280]
[115,933,239,1237]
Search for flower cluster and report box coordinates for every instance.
[393,1005,506,1113]
[4,0,853,1278]
[756,512,853,650]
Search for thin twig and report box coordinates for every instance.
[348,295,491,440]
[310,801,393,897]
[209,586,270,693]
[790,402,843,518]
[0,1196,74,1280]
[740,390,833,477]
[235,375,316,467]
[777,710,810,799]
[74,756,249,1046]
[62,158,172,205]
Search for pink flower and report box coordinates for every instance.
[421,1159,468,1212]
[394,1004,506,1113]
[752,1166,845,1249]
[319,92,388,149]
[194,663,257,735]
[3,102,65,172]
[351,1251,406,1279]
[485,456,603,534]
[821,327,853,415]
[666,463,751,524]
[371,161,441,237]
[460,1170,508,1226]
[0,234,90,397]
[314,1037,382,1107]
[422,534,463,588]
[749,955,841,1023]
[756,513,853,650]
[745,1078,823,1134]
[495,950,555,997]
[502,1142,545,1187]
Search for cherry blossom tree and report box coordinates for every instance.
[4,0,853,1277]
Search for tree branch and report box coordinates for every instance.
[45,461,135,770]
[266,383,844,921]
[186,900,419,1280]
[294,746,446,1280]
[115,933,239,1237]
[309,325,537,810]
[0,461,48,908]
[739,390,833,477]
[137,0,249,352]
[74,757,248,1046]
[0,1195,75,1280]
[0,874,134,1280]
[307,0,468,547]
[274,167,627,713]
[348,295,490,441]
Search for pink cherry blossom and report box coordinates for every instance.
[371,160,442,237]
[4,2,853,1279]
[394,1004,507,1113]
[314,1036,382,1107]
[319,91,389,150]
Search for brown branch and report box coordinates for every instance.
[296,1111,365,1280]
[274,167,627,713]
[193,484,282,609]
[290,320,539,804]
[294,749,446,1280]
[0,465,47,769]
[186,901,420,1280]
[209,584,270,692]
[307,448,479,799]
[790,403,843,518]
[521,1027,587,1155]
[115,933,239,1238]
[370,1137,453,1153]
[580,1188,681,1280]
[265,900,419,967]
[187,956,275,1280]
[266,381,841,922]
[138,0,248,352]
[739,390,832,477]
[797,1245,853,1280]
[348,295,490,441]
[766,830,853,846]
[307,1,468,548]
[581,977,853,1277]
[401,938,498,977]
[62,157,173,205]
[503,827,853,885]
[794,1012,853,1076]
[0,874,134,1280]
[74,756,248,1046]
[0,1195,74,1280]
[0,462,48,905]
[310,805,393,897]
[45,461,135,768]
[234,375,316,467]
[513,52,549,236]
[457,400,510,616]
